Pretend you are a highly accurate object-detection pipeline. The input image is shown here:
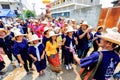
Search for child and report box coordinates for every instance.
[28,34,46,76]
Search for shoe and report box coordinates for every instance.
[27,71,32,75]
[30,68,34,71]
[65,65,69,70]
[68,64,72,70]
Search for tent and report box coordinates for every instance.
[0,9,16,18]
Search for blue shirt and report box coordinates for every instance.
[28,43,45,61]
[13,39,29,60]
[94,32,101,43]
[80,51,120,80]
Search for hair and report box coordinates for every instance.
[97,27,103,31]
[49,37,56,45]
[44,30,48,35]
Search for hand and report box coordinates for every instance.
[74,37,77,41]
[33,57,37,62]
[20,60,24,64]
[41,55,44,60]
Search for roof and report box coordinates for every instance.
[0,9,16,17]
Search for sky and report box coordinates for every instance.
[27,0,114,15]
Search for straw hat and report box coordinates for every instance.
[66,26,75,33]
[81,21,88,26]
[0,28,8,34]
[28,34,42,42]
[10,27,20,33]
[41,21,48,24]
[5,24,13,27]
[44,27,50,32]
[98,27,120,44]
[14,31,26,37]
[71,19,76,22]
[49,31,58,37]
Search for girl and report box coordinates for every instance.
[63,27,78,70]
[45,31,61,73]
[28,34,46,76]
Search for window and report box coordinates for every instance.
[1,4,10,9]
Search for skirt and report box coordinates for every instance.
[47,53,61,73]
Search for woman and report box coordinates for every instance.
[42,27,50,46]
[28,34,46,76]
[0,28,14,64]
[63,27,78,70]
[77,21,93,58]
[45,31,61,73]
[73,28,120,80]
[13,31,32,74]
[93,26,103,51]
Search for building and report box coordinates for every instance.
[0,0,31,16]
[112,0,120,6]
[50,0,100,18]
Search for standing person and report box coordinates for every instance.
[63,27,78,70]
[77,21,93,58]
[45,31,61,73]
[28,34,46,76]
[0,28,14,63]
[42,27,50,46]
[73,28,120,80]
[93,26,103,52]
[13,31,32,74]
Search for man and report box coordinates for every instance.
[74,28,120,80]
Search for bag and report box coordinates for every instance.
[79,51,103,80]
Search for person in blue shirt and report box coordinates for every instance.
[13,31,32,74]
[28,34,46,76]
[93,27,103,51]
[77,21,93,58]
[73,28,120,80]
[0,28,14,63]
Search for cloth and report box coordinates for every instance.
[80,51,120,80]
[34,43,41,61]
[45,41,59,56]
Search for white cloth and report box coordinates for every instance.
[34,43,41,61]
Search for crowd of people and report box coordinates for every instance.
[0,13,120,80]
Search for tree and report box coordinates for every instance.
[24,10,36,18]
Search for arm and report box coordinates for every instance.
[17,54,24,64]
[74,37,78,45]
[87,33,91,40]
[29,54,37,61]
[79,31,87,39]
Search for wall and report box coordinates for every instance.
[98,7,120,32]
[70,5,102,28]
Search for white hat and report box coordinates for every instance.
[98,27,120,44]
[66,26,75,33]
[14,31,26,37]
[28,34,42,42]
[49,31,58,37]
[44,27,50,32]
[41,21,48,24]
[10,27,20,33]
[5,24,12,27]
[81,21,88,26]
[71,19,76,21]
[14,23,20,26]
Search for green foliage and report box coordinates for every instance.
[23,10,36,18]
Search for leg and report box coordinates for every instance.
[23,60,29,72]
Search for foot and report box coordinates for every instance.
[27,71,32,75]
[68,64,72,70]
[30,68,34,71]
[65,65,69,70]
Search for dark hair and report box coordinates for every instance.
[97,27,103,31]
[44,30,48,35]
[49,37,56,45]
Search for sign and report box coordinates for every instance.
[42,0,50,4]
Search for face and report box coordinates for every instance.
[51,36,57,41]
[16,35,23,41]
[68,32,73,36]
[33,40,39,44]
[0,31,6,36]
[99,39,112,49]
[81,25,88,30]
[98,28,103,33]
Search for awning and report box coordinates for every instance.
[0,9,16,17]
